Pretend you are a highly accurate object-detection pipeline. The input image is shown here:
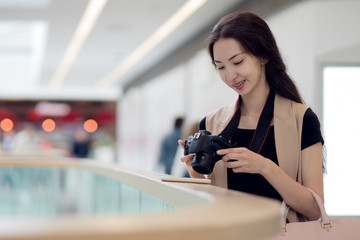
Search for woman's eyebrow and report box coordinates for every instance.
[228,53,242,61]
[214,53,242,63]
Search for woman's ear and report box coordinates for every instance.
[261,57,269,65]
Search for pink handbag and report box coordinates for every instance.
[265,188,360,239]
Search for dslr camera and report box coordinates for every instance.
[184,130,235,174]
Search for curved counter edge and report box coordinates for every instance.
[0,157,281,240]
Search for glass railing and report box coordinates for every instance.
[0,167,174,218]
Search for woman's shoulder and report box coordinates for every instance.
[303,108,322,129]
[275,94,309,120]
[302,108,324,149]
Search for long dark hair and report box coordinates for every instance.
[208,12,303,103]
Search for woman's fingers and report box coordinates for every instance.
[218,148,267,174]
[178,140,185,149]
[181,154,194,167]
[217,147,245,155]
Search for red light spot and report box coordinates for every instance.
[42,119,56,132]
[84,119,98,133]
[0,118,14,132]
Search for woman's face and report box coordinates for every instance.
[213,38,267,97]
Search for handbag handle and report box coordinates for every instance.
[280,188,331,231]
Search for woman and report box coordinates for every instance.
[179,12,324,222]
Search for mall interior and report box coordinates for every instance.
[0,0,360,239]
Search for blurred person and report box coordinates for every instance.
[71,128,92,158]
[1,129,15,151]
[171,121,199,177]
[12,123,39,152]
[158,117,184,174]
[38,132,54,150]
[179,12,324,222]
[92,129,115,162]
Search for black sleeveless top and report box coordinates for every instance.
[200,108,324,201]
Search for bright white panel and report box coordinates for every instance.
[323,66,360,216]
[0,21,48,89]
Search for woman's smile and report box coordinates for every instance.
[233,80,246,90]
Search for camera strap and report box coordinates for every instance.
[248,90,275,153]
[219,95,242,140]
[219,90,275,153]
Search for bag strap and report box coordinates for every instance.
[307,188,331,226]
[280,188,331,231]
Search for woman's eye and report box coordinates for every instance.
[234,60,243,65]
[216,66,225,70]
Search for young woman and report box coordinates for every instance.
[179,12,324,222]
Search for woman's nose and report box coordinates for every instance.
[226,66,237,81]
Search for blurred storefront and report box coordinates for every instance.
[0,100,116,162]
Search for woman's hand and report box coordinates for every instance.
[178,140,205,178]
[217,147,273,175]
[178,140,194,167]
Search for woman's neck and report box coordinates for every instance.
[241,84,270,118]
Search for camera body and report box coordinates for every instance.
[184,130,235,174]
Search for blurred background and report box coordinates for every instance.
[1,0,360,216]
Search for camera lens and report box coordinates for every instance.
[191,154,216,174]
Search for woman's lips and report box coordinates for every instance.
[233,80,245,90]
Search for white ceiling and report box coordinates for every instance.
[0,0,245,101]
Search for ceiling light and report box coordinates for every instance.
[49,0,107,88]
[97,0,208,88]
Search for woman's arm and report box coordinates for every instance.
[261,142,323,220]
[218,142,324,220]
